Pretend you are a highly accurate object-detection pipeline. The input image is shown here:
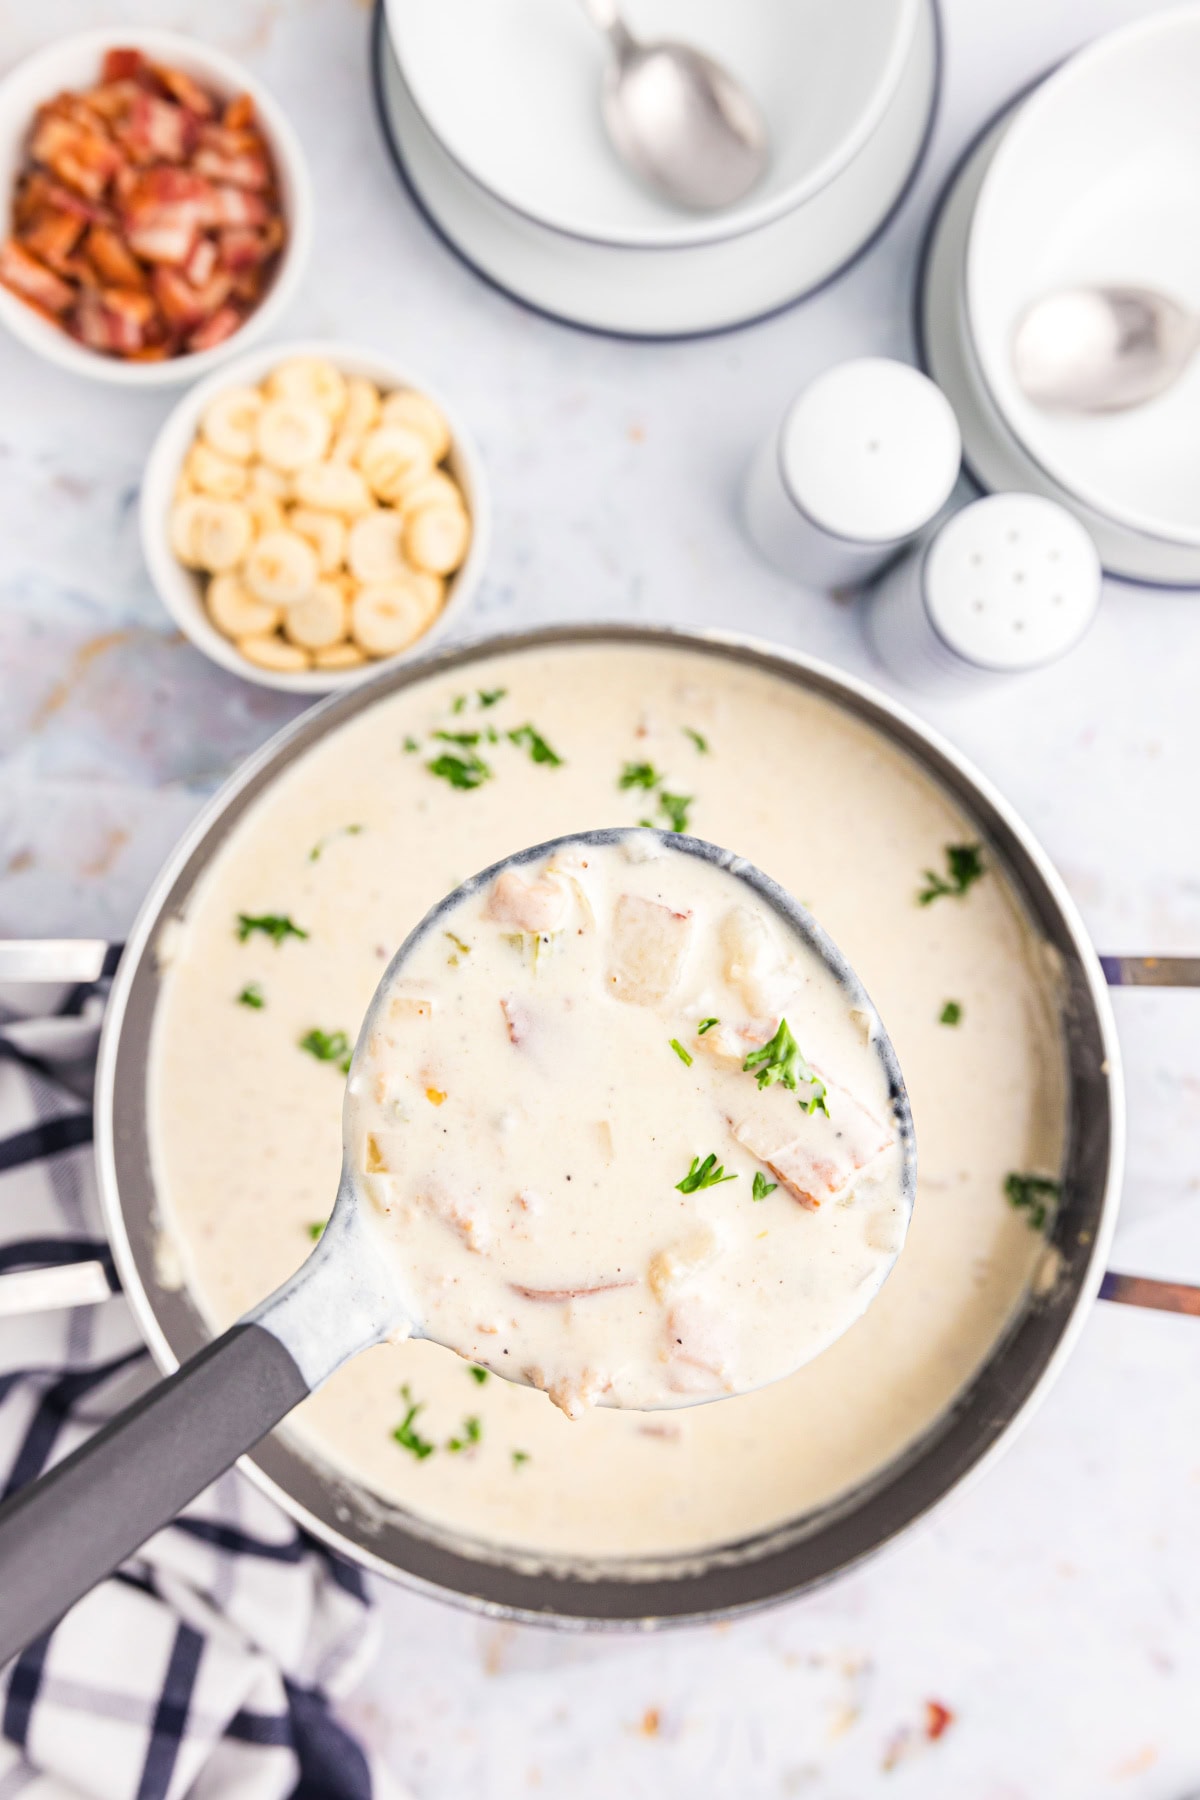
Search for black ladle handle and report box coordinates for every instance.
[0,1322,308,1666]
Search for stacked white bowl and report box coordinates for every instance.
[373,0,940,338]
[920,3,1200,587]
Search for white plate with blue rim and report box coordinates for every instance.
[916,93,1200,589]
[369,0,940,339]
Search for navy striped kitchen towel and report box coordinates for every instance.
[0,976,404,1800]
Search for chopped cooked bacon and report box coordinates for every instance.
[76,283,158,354]
[183,234,217,286]
[14,171,109,227]
[29,108,124,203]
[152,264,233,330]
[187,303,241,351]
[100,47,146,84]
[732,1082,893,1211]
[115,93,195,165]
[199,121,263,158]
[20,207,86,274]
[216,225,268,270]
[194,145,271,190]
[120,166,213,263]
[512,1280,637,1303]
[206,183,269,229]
[229,268,265,307]
[217,216,283,271]
[222,93,256,132]
[0,239,73,314]
[152,63,217,118]
[1,49,283,361]
[84,223,146,287]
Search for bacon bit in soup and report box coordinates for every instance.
[511,1280,637,1303]
[0,47,285,360]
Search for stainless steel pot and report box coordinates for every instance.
[0,624,1170,1627]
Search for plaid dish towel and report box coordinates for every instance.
[0,975,404,1800]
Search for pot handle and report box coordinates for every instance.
[0,1320,310,1666]
[1099,953,1200,1318]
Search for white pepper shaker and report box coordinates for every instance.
[864,491,1101,694]
[742,357,961,589]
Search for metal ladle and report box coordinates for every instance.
[579,0,769,212]
[0,828,913,1663]
[1012,284,1200,413]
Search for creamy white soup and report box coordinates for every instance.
[150,642,1065,1561]
[349,832,912,1416]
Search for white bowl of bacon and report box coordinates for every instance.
[0,28,312,383]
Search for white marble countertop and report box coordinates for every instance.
[3,1,1199,1793]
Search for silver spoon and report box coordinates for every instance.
[1012,284,1200,413]
[0,828,912,1662]
[579,0,769,212]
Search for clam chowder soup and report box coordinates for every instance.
[151,642,1065,1561]
[348,833,912,1417]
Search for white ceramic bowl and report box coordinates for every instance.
[384,0,921,250]
[966,5,1200,549]
[140,340,491,694]
[0,27,313,387]
[372,0,938,337]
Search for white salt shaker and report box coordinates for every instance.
[742,358,962,589]
[864,491,1101,694]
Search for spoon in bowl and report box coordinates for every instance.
[1012,284,1200,413]
[0,827,914,1662]
[579,0,769,212]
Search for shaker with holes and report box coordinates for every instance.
[741,357,962,590]
[863,492,1101,694]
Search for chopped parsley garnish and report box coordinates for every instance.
[308,823,363,862]
[658,792,692,834]
[512,1449,531,1469]
[308,1220,326,1240]
[427,748,492,790]
[450,694,467,714]
[683,727,709,754]
[743,1018,829,1117]
[468,1365,489,1385]
[237,982,264,1009]
[433,728,482,747]
[393,1399,435,1460]
[1005,1172,1061,1233]
[619,761,661,790]
[478,687,507,708]
[918,843,985,905]
[669,1037,693,1067]
[752,1171,778,1201]
[676,1152,737,1193]
[403,736,420,753]
[236,912,307,946]
[446,1415,482,1453]
[940,1000,963,1026]
[697,1017,719,1035]
[508,723,563,767]
[298,1028,353,1075]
